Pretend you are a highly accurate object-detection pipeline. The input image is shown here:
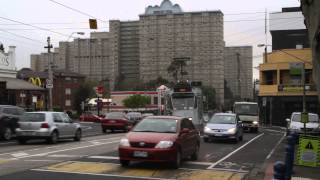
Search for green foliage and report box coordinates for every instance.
[72,81,97,114]
[123,94,151,109]
[202,86,216,110]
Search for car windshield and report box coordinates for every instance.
[105,112,125,119]
[234,104,258,116]
[208,115,236,124]
[292,114,319,123]
[20,113,45,122]
[132,118,177,133]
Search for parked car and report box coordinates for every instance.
[80,111,103,123]
[118,116,200,168]
[15,111,82,144]
[101,112,132,133]
[286,112,320,135]
[0,105,25,140]
[127,112,142,125]
[203,113,243,143]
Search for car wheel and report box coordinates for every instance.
[17,138,27,145]
[102,128,107,134]
[120,160,130,167]
[190,144,199,161]
[173,150,181,169]
[47,131,58,144]
[203,137,209,143]
[2,127,12,141]
[74,129,82,141]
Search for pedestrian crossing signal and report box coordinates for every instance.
[305,142,314,150]
[89,19,97,29]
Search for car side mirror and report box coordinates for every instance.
[181,128,190,134]
[286,118,290,123]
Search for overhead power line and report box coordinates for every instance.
[0,16,71,38]
[48,0,107,23]
[0,29,44,44]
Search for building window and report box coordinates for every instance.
[65,100,71,106]
[65,88,71,95]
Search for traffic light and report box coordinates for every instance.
[89,19,97,29]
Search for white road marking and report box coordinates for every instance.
[264,129,284,133]
[11,152,29,158]
[48,154,85,158]
[266,132,286,160]
[88,155,214,166]
[31,168,175,180]
[209,167,249,173]
[24,159,60,162]
[88,156,119,160]
[207,133,265,169]
[16,140,120,159]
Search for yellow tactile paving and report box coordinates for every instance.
[46,161,118,174]
[44,161,246,180]
[0,159,11,164]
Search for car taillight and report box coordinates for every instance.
[41,123,50,128]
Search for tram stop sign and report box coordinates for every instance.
[297,136,320,167]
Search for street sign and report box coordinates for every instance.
[290,62,304,76]
[297,136,320,167]
[262,97,267,107]
[46,84,53,89]
[301,112,309,123]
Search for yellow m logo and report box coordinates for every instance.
[29,77,42,87]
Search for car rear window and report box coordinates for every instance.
[20,113,46,122]
[292,114,319,123]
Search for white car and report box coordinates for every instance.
[286,112,320,135]
[16,111,82,144]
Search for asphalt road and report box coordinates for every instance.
[0,127,285,180]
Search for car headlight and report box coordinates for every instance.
[155,141,174,149]
[188,117,192,121]
[204,126,211,133]
[227,128,236,134]
[253,121,258,125]
[119,138,130,147]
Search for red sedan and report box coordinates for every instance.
[118,116,200,168]
[79,112,103,123]
[101,112,132,133]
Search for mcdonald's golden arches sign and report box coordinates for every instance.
[28,77,43,87]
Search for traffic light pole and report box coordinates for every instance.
[44,37,53,111]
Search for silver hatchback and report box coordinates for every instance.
[16,111,82,144]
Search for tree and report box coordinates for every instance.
[72,81,97,114]
[202,86,216,111]
[123,95,151,109]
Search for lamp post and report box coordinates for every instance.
[67,32,85,42]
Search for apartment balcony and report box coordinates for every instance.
[259,84,317,96]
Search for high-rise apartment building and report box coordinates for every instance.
[31,0,254,107]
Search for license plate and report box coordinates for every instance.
[214,133,223,136]
[22,132,35,136]
[133,151,148,158]
[110,120,116,123]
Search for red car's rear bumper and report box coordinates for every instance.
[101,123,128,130]
[118,146,177,162]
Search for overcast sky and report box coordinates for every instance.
[0,0,301,79]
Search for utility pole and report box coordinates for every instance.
[236,53,241,100]
[44,37,53,111]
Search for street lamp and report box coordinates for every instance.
[67,32,85,42]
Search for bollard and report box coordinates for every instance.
[273,161,286,180]
[285,135,295,180]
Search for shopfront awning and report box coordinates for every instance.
[0,77,44,91]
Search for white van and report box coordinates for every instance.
[286,112,320,135]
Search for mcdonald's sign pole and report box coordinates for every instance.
[44,37,53,111]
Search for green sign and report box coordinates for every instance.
[290,62,304,76]
[301,112,309,123]
[297,136,320,167]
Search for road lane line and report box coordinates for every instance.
[16,140,120,159]
[25,159,60,162]
[208,167,249,173]
[266,132,286,160]
[208,133,265,169]
[31,168,175,180]
[48,154,85,158]
[0,141,17,145]
[88,155,213,166]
